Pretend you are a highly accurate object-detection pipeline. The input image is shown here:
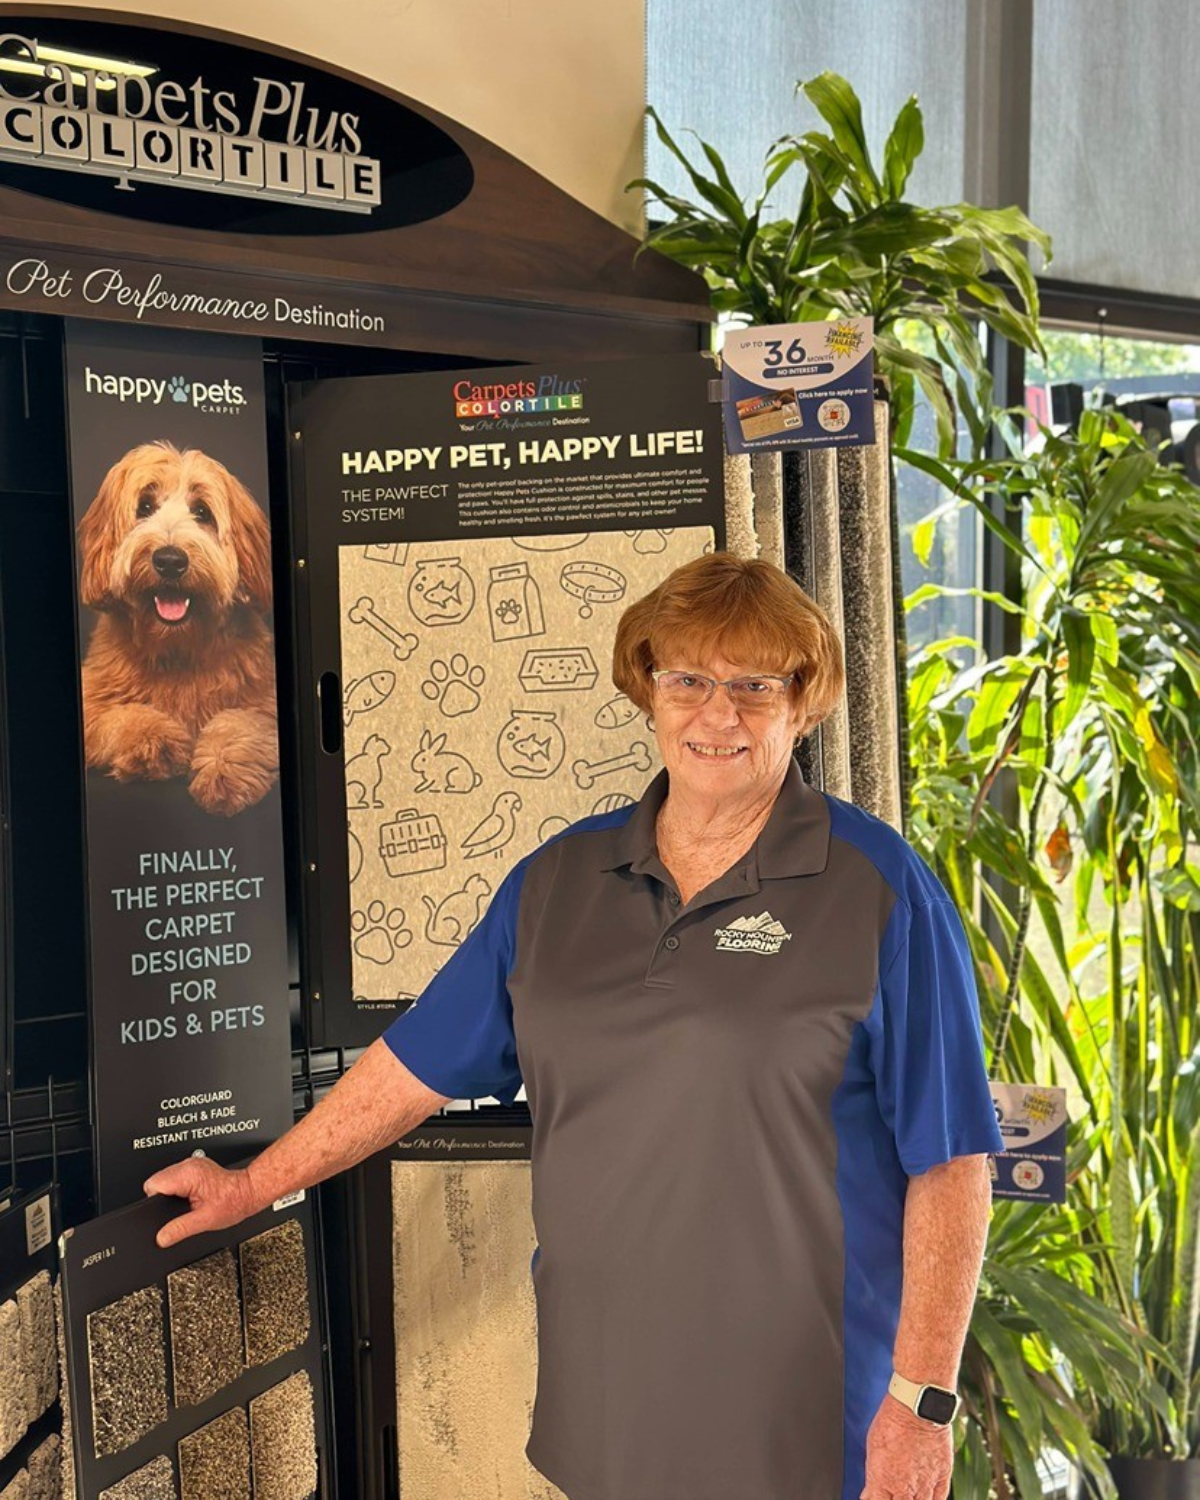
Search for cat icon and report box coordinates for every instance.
[346,734,390,809]
[422,875,491,947]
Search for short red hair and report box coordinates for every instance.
[611,553,844,734]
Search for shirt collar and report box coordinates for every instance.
[601,758,831,879]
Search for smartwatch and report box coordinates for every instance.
[888,1372,960,1426]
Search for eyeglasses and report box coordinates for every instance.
[650,669,797,710]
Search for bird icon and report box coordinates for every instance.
[461,791,522,859]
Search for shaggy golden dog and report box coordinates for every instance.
[78,442,278,817]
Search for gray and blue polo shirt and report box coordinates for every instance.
[384,760,1002,1500]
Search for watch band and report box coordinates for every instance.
[888,1372,960,1426]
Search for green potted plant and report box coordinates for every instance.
[905,411,1200,1496]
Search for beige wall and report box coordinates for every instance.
[51,0,647,233]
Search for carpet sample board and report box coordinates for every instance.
[392,1160,566,1500]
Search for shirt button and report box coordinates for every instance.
[664,935,680,951]
[668,892,681,906]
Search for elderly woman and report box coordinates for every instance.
[148,553,1001,1500]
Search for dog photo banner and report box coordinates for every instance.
[291,353,725,1049]
[64,321,292,1212]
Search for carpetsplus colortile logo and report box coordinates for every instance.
[453,373,584,418]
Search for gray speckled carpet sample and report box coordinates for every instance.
[25,1433,61,1500]
[723,451,758,560]
[837,408,902,829]
[249,1372,317,1500]
[86,1287,168,1458]
[168,1250,243,1406]
[805,444,852,802]
[749,450,784,569]
[97,1456,177,1500]
[0,1298,26,1460]
[178,1407,250,1500]
[240,1222,310,1369]
[17,1272,58,1424]
[391,1161,566,1500]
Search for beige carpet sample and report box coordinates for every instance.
[178,1407,250,1500]
[52,1283,74,1500]
[240,1222,310,1369]
[722,453,757,560]
[340,527,714,1004]
[86,1287,168,1458]
[749,450,784,569]
[249,1372,317,1500]
[0,1298,25,1461]
[17,1273,58,1426]
[392,1160,565,1500]
[97,1457,177,1500]
[25,1433,61,1500]
[0,1470,29,1500]
[168,1250,243,1405]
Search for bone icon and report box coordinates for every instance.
[349,597,418,661]
[573,741,652,790]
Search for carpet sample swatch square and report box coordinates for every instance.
[240,1223,310,1368]
[0,1299,27,1460]
[86,1286,169,1457]
[97,1456,177,1500]
[168,1251,243,1406]
[249,1371,317,1500]
[17,1272,59,1424]
[178,1407,250,1500]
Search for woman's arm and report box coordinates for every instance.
[862,1153,993,1500]
[144,1039,450,1248]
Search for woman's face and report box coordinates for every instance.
[650,648,805,806]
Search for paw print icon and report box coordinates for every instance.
[168,375,190,404]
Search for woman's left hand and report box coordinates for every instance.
[860,1396,952,1500]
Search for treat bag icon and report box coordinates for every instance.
[497,709,565,779]
[488,562,545,642]
[408,557,475,626]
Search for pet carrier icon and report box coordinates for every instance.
[379,808,448,877]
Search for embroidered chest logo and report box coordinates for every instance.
[713,912,793,955]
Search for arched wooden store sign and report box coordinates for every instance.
[0,8,708,357]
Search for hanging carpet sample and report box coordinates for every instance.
[722,452,757,560]
[748,450,784,570]
[391,1161,565,1500]
[836,404,902,829]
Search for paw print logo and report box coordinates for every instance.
[351,902,413,965]
[421,653,485,717]
[168,375,190,404]
[494,598,522,626]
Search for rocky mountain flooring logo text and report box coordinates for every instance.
[713,912,793,955]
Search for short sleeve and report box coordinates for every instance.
[381,865,524,1105]
[866,897,1004,1175]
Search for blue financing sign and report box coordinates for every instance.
[989,1082,1068,1203]
[721,318,875,454]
